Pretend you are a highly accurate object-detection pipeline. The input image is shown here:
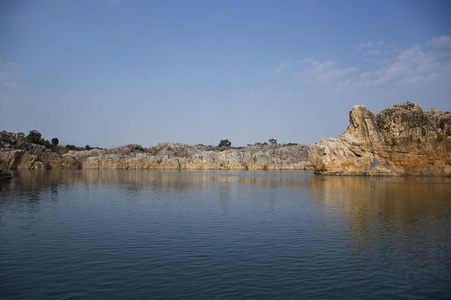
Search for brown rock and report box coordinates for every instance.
[1,131,311,171]
[309,102,451,176]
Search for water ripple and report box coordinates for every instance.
[1,170,450,299]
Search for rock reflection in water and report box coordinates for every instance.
[1,170,450,298]
[309,175,451,231]
[3,169,311,193]
[309,175,451,297]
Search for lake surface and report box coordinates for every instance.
[1,170,450,299]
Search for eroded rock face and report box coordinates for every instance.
[71,143,311,170]
[0,131,311,170]
[309,102,451,176]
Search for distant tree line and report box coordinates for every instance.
[25,130,103,153]
[247,139,298,147]
[23,132,298,153]
[215,138,299,148]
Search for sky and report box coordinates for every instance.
[1,0,450,148]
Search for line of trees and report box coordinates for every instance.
[25,130,101,152]
[26,130,56,151]
[218,138,299,148]
[24,131,298,153]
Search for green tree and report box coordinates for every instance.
[26,130,42,144]
[44,140,52,149]
[85,145,92,151]
[51,138,59,146]
[269,138,277,145]
[218,139,231,147]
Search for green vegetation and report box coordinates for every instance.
[43,140,52,149]
[23,130,102,152]
[26,130,42,144]
[21,130,301,154]
[247,141,299,147]
[65,144,77,151]
[218,139,231,147]
[251,142,268,146]
[26,130,52,150]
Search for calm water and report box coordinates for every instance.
[1,170,450,299]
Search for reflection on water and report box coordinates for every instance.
[309,176,451,297]
[4,169,312,189]
[309,175,451,236]
[0,170,450,299]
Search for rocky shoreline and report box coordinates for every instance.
[2,102,450,175]
[0,133,311,171]
[309,102,451,176]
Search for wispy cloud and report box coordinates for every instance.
[297,58,313,64]
[366,49,382,56]
[293,60,357,83]
[357,42,373,52]
[276,62,289,73]
[353,42,450,87]
[358,40,391,57]
[430,36,451,49]
[277,36,451,89]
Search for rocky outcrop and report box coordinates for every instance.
[0,132,71,170]
[309,102,451,176]
[80,143,310,170]
[0,131,311,170]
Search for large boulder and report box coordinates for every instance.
[309,102,451,176]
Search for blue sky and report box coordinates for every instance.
[1,0,450,148]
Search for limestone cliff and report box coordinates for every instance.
[0,132,311,170]
[309,102,451,176]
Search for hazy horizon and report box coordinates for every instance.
[1,0,450,148]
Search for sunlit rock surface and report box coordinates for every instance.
[309,102,451,176]
[0,132,311,170]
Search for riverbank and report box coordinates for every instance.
[0,133,311,170]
